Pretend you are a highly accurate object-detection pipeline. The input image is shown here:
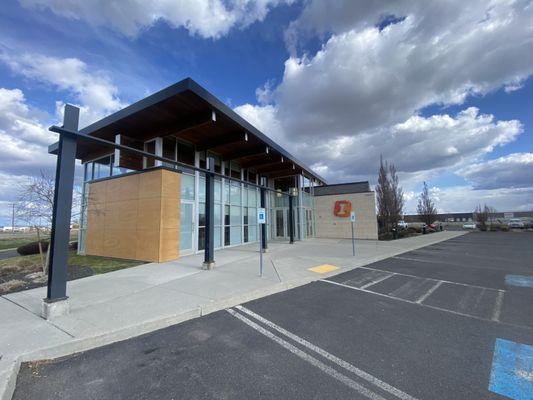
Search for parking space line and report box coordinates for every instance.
[415,281,443,304]
[360,272,395,290]
[235,305,419,400]
[226,309,388,400]
[491,291,505,322]
[356,265,502,292]
[320,279,528,328]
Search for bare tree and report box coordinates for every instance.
[376,156,404,233]
[474,204,496,231]
[376,156,391,233]
[17,170,81,273]
[417,182,437,225]
[388,163,404,228]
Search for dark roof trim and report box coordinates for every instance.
[78,78,326,184]
[313,181,372,196]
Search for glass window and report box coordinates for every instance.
[224,226,230,246]
[163,136,176,167]
[84,162,93,181]
[230,205,241,226]
[177,141,195,167]
[230,183,241,205]
[243,207,248,225]
[231,161,241,179]
[214,202,222,224]
[214,226,222,248]
[248,170,257,183]
[224,205,230,226]
[248,225,257,242]
[198,227,205,251]
[230,226,241,245]
[144,140,156,168]
[181,174,195,200]
[247,188,257,207]
[215,179,221,203]
[198,203,206,227]
[93,156,112,179]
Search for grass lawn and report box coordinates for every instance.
[0,250,144,294]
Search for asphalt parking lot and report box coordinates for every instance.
[14,232,533,399]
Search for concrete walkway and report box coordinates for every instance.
[0,231,465,400]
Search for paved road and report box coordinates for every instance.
[0,249,18,260]
[14,232,533,399]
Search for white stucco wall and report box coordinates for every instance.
[315,192,378,240]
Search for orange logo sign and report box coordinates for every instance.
[333,200,352,217]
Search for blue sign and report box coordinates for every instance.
[257,208,266,224]
[489,338,533,399]
[505,275,533,288]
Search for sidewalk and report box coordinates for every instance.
[0,231,466,399]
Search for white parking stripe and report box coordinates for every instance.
[357,265,501,291]
[320,279,519,326]
[226,309,387,400]
[492,291,505,322]
[235,305,419,400]
[360,272,395,290]
[415,281,443,304]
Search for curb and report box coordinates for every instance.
[0,231,465,400]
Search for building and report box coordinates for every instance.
[403,211,533,224]
[59,78,377,263]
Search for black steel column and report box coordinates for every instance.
[260,178,267,251]
[46,104,79,301]
[203,156,215,269]
[288,194,295,244]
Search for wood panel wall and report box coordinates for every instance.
[85,168,181,262]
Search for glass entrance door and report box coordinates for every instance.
[274,209,287,238]
[180,201,194,255]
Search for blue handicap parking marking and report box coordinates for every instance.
[489,338,533,399]
[505,275,533,288]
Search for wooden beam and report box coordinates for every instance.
[223,145,269,161]
[256,163,289,174]
[268,169,303,179]
[152,109,216,139]
[196,131,248,151]
[240,154,282,169]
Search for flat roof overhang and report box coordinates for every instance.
[48,78,326,184]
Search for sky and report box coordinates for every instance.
[0,0,532,226]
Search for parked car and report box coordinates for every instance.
[463,222,477,229]
[397,220,408,230]
[508,218,525,229]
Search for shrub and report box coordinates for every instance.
[407,226,421,234]
[17,241,49,256]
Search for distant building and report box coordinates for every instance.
[403,211,533,223]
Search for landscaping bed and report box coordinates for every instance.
[0,251,143,295]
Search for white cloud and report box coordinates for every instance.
[236,104,522,183]
[404,185,533,214]
[458,153,533,190]
[0,88,56,175]
[19,0,293,39]
[1,52,126,127]
[233,0,533,213]
[275,1,533,140]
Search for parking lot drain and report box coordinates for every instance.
[489,338,533,399]
[309,264,339,274]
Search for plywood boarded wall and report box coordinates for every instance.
[85,168,181,262]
